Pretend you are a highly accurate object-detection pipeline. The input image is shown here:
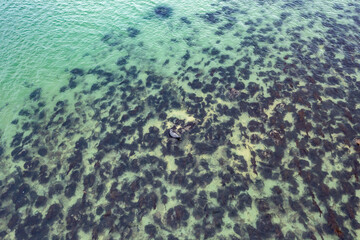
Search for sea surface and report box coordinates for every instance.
[0,0,360,239]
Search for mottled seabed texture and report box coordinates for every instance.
[0,0,360,239]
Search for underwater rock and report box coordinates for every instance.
[154,6,173,18]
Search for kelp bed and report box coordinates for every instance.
[0,1,360,239]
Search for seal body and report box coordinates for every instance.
[169,129,181,140]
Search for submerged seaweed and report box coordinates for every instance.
[1,0,360,239]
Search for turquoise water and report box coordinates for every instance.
[0,0,360,239]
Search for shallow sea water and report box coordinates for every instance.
[0,0,360,239]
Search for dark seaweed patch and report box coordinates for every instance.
[44,204,61,224]
[7,214,20,230]
[35,196,47,208]
[75,137,88,150]
[166,205,189,229]
[155,6,173,18]
[194,142,218,155]
[145,224,157,237]
[201,12,221,24]
[70,68,84,76]
[29,88,41,101]
[37,147,48,156]
[180,17,191,24]
[117,57,128,66]
[64,182,77,198]
[127,27,140,38]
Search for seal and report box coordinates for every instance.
[169,129,181,140]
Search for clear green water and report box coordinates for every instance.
[0,0,360,239]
